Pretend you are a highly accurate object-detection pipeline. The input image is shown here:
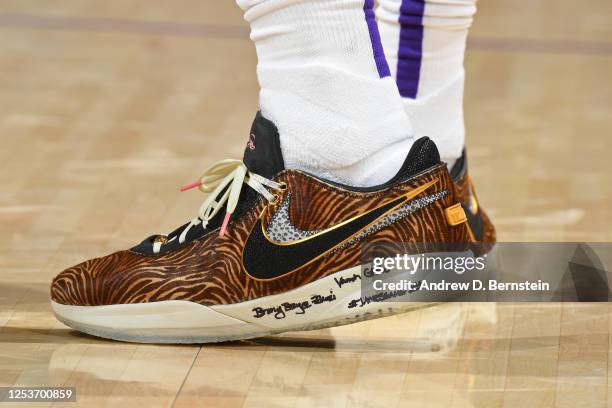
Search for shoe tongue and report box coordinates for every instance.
[242,112,285,179]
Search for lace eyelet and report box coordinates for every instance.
[278,182,288,191]
[269,194,280,205]
[154,235,169,245]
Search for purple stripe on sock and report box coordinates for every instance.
[397,0,425,98]
[364,0,391,78]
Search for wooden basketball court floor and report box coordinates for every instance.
[0,0,611,407]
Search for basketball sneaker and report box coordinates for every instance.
[50,113,493,343]
[449,150,496,250]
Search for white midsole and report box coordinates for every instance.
[52,264,392,341]
[51,250,490,343]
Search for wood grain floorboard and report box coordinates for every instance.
[0,0,611,407]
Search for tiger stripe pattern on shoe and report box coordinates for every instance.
[51,165,471,307]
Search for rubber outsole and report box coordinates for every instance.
[52,264,435,343]
[52,248,496,344]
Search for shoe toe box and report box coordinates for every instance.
[51,250,139,306]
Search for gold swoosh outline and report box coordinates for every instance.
[468,181,479,215]
[242,177,439,282]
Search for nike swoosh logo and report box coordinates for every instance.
[242,178,440,281]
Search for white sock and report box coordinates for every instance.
[236,0,414,187]
[377,0,477,165]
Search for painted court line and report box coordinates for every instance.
[0,12,611,57]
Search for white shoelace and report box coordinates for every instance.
[153,159,283,254]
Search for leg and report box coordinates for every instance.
[236,0,415,186]
[377,0,477,166]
